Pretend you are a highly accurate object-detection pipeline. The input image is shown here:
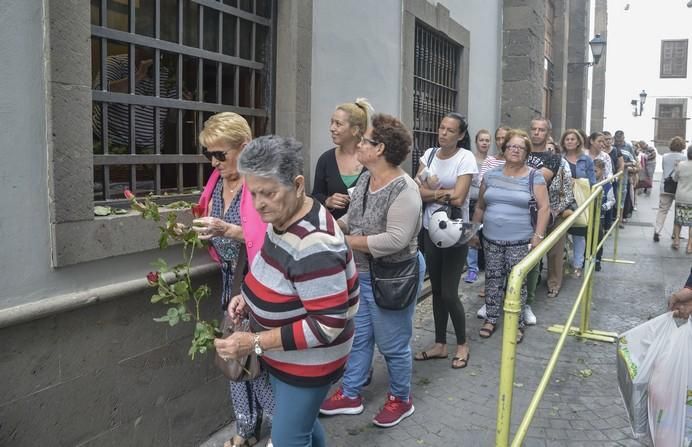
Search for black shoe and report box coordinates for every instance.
[595,262,602,272]
[653,233,660,242]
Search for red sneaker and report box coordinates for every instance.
[319,387,364,415]
[372,393,414,427]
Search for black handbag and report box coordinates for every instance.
[425,148,463,219]
[360,176,420,310]
[369,255,420,310]
[663,176,677,194]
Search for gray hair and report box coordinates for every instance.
[238,135,304,187]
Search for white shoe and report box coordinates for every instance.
[524,305,537,326]
[476,304,487,319]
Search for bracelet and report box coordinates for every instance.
[534,233,545,239]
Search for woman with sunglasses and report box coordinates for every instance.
[193,112,275,447]
[312,98,373,219]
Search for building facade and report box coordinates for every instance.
[0,1,597,445]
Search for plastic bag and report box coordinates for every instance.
[617,312,678,437]
[648,317,692,446]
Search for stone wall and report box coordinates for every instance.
[500,0,547,127]
[0,271,229,447]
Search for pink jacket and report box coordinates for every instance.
[197,170,267,265]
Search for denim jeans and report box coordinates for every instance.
[341,251,426,401]
[573,235,586,268]
[466,247,479,274]
[269,374,330,447]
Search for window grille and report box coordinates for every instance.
[660,40,688,79]
[412,20,461,174]
[90,0,274,203]
[655,103,687,144]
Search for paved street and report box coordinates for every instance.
[203,182,690,447]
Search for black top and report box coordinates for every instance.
[527,151,562,187]
[311,148,365,219]
[606,146,623,173]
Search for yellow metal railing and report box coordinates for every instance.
[495,172,626,447]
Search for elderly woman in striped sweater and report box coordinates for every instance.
[214,135,359,447]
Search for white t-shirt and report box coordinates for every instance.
[420,147,478,229]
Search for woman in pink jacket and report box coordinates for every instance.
[193,112,274,447]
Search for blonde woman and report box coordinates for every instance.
[312,98,373,219]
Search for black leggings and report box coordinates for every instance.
[424,230,468,345]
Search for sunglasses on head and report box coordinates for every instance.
[202,149,229,161]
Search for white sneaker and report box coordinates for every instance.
[476,304,487,319]
[524,305,537,326]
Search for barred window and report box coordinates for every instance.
[660,39,687,79]
[90,0,274,203]
[412,20,461,174]
[655,103,686,144]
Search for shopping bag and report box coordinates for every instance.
[571,178,591,227]
[617,312,678,437]
[648,317,692,446]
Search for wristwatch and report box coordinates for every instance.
[253,334,264,356]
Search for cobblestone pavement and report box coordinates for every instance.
[203,185,691,447]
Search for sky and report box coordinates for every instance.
[602,0,692,145]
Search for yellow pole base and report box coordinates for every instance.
[601,258,635,264]
[546,325,618,343]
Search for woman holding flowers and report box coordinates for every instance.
[192,112,274,447]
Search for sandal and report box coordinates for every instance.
[414,350,448,361]
[479,322,496,338]
[547,288,560,298]
[451,352,470,369]
[478,288,486,298]
[672,240,680,250]
[225,435,259,447]
[516,328,525,344]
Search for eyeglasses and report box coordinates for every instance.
[361,136,380,146]
[202,149,230,161]
[505,144,526,152]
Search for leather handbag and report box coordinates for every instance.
[663,176,677,194]
[213,244,261,382]
[214,317,261,382]
[369,254,420,310]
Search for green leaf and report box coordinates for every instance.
[152,258,169,272]
[173,281,190,299]
[153,315,170,323]
[94,206,112,216]
[167,307,179,318]
[113,208,128,215]
[194,285,210,301]
[168,314,179,326]
[158,232,169,249]
[150,294,164,303]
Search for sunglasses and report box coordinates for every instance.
[361,136,380,146]
[202,149,229,161]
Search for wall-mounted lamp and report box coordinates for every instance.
[568,34,607,70]
[631,90,648,116]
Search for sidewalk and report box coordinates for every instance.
[203,181,690,447]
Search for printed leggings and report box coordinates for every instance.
[482,237,530,328]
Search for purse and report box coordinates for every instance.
[571,178,591,227]
[369,254,420,310]
[214,317,261,381]
[360,176,420,310]
[213,244,261,382]
[663,176,677,194]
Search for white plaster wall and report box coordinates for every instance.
[603,0,692,144]
[309,0,403,184]
[437,0,503,139]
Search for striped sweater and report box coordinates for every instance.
[243,200,359,387]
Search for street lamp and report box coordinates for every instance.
[631,90,648,116]
[568,34,607,70]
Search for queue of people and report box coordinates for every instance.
[190,104,689,446]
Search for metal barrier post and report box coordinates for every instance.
[602,173,635,264]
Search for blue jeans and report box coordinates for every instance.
[573,235,586,268]
[269,375,330,447]
[466,247,479,274]
[342,251,426,401]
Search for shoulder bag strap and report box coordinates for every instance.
[528,168,536,199]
